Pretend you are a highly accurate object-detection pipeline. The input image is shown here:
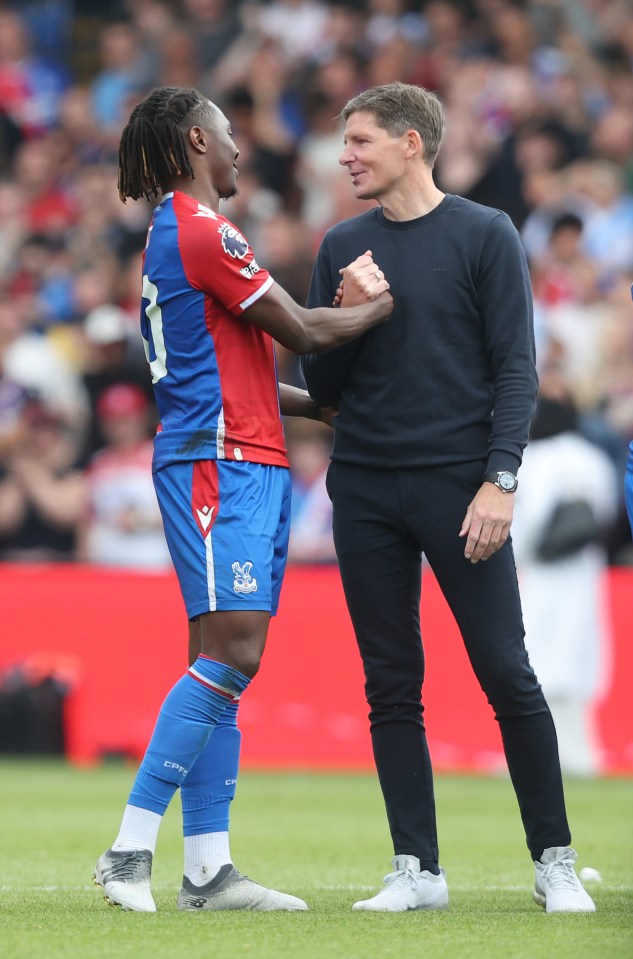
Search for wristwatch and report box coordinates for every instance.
[484,470,518,493]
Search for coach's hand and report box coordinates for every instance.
[459,483,514,563]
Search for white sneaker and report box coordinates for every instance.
[534,847,596,913]
[352,855,448,912]
[177,864,308,911]
[93,848,156,912]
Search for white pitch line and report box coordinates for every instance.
[2,883,631,893]
[318,884,632,892]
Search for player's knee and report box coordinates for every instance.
[230,651,262,679]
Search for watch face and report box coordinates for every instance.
[498,472,516,491]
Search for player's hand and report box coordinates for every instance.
[459,482,514,563]
[318,404,339,427]
[338,250,389,307]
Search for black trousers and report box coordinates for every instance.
[327,460,571,864]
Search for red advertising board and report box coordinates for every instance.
[0,564,631,772]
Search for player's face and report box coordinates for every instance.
[207,105,240,200]
[339,111,410,202]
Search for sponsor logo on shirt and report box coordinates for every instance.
[240,260,260,279]
[219,223,249,260]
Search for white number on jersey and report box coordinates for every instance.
[141,275,168,383]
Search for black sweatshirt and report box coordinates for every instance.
[301,194,538,477]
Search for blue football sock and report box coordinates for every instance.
[128,657,249,815]
[181,700,241,836]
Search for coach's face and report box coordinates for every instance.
[340,111,411,203]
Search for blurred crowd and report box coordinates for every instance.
[0,0,632,569]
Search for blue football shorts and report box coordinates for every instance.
[153,459,292,619]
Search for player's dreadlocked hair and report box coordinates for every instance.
[118,87,212,202]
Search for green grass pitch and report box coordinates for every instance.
[0,759,631,959]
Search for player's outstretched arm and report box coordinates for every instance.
[244,268,392,354]
[278,383,337,425]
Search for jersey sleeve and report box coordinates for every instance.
[177,209,273,315]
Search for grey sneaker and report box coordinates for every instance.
[352,855,449,912]
[534,847,596,913]
[177,863,308,911]
[93,848,156,912]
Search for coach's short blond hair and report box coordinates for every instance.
[341,82,445,168]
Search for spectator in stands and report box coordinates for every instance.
[0,292,89,435]
[0,180,28,278]
[154,22,200,91]
[182,0,244,75]
[512,385,618,776]
[573,160,633,274]
[79,304,154,459]
[56,85,110,166]
[90,21,153,145]
[590,100,633,191]
[69,162,150,268]
[286,425,335,564]
[0,397,85,562]
[222,74,301,210]
[77,382,170,569]
[296,87,360,235]
[0,8,69,158]
[255,0,331,64]
[0,303,30,461]
[11,134,78,239]
[530,212,590,309]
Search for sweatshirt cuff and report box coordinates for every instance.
[485,451,522,478]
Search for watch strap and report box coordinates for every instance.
[484,470,518,492]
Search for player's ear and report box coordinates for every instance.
[189,125,207,153]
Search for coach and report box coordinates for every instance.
[301,81,595,914]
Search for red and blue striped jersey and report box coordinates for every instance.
[141,190,289,471]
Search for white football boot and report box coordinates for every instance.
[177,863,308,911]
[93,848,156,912]
[533,847,596,913]
[353,855,448,912]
